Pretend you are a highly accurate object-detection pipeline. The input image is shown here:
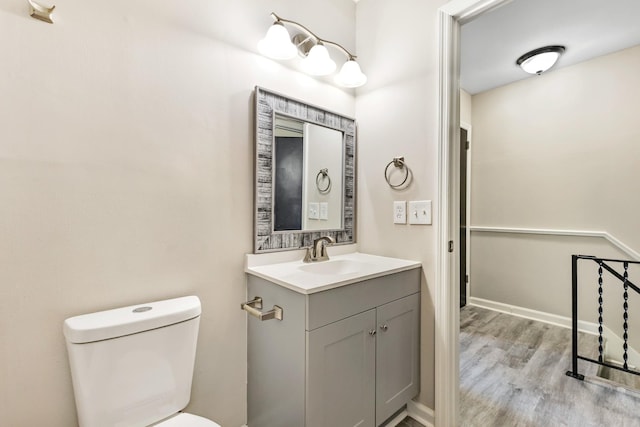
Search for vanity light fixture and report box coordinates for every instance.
[516,45,565,75]
[258,12,367,88]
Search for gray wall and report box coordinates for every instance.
[356,0,449,410]
[470,45,640,340]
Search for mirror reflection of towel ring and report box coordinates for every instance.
[384,156,410,189]
[316,168,331,194]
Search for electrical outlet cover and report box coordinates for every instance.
[393,201,407,224]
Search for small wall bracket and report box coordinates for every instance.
[28,0,55,24]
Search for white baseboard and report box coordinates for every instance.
[244,406,429,427]
[407,400,435,427]
[469,297,640,368]
[469,297,597,334]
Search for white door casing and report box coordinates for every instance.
[435,1,511,426]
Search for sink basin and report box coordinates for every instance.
[245,252,421,294]
[298,259,370,275]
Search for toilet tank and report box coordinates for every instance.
[63,296,201,427]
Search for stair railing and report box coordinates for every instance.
[566,254,640,380]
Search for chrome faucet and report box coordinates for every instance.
[303,236,335,262]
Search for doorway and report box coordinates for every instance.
[459,126,469,308]
[435,1,512,426]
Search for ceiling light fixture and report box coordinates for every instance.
[258,12,367,88]
[516,45,565,75]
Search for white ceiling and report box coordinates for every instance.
[461,0,640,94]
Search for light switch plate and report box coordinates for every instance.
[393,201,407,224]
[319,202,328,220]
[408,200,431,225]
[308,202,319,220]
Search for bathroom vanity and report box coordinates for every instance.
[248,88,419,426]
[244,252,421,427]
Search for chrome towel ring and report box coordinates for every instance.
[384,156,411,189]
[316,168,331,194]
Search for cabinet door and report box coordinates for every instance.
[307,309,376,427]
[375,293,420,425]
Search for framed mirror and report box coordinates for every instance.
[254,86,355,253]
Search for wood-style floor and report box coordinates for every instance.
[460,305,640,426]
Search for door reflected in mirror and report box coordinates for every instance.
[274,114,344,232]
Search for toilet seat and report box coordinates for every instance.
[153,412,221,427]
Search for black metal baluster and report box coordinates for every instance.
[567,255,583,380]
[623,261,629,370]
[568,255,640,382]
[598,262,604,363]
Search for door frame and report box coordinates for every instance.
[435,1,510,425]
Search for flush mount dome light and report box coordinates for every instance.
[516,45,565,75]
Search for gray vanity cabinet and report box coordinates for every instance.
[246,267,420,427]
[375,293,420,423]
[307,309,376,427]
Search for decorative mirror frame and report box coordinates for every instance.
[254,86,356,253]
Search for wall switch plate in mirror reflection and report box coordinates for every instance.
[319,203,328,220]
[308,203,319,220]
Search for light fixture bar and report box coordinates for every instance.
[260,12,366,87]
[270,12,358,60]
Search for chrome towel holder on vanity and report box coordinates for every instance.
[384,156,412,189]
[241,296,283,321]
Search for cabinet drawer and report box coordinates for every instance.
[306,268,420,331]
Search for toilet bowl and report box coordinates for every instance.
[64,296,220,427]
[154,412,219,426]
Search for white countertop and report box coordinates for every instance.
[245,250,421,295]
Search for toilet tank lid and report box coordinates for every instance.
[63,296,201,344]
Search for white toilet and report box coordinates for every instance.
[63,295,220,427]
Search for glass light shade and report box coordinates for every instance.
[519,51,561,75]
[300,44,336,76]
[335,59,367,88]
[257,23,297,60]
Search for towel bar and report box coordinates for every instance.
[241,296,283,321]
